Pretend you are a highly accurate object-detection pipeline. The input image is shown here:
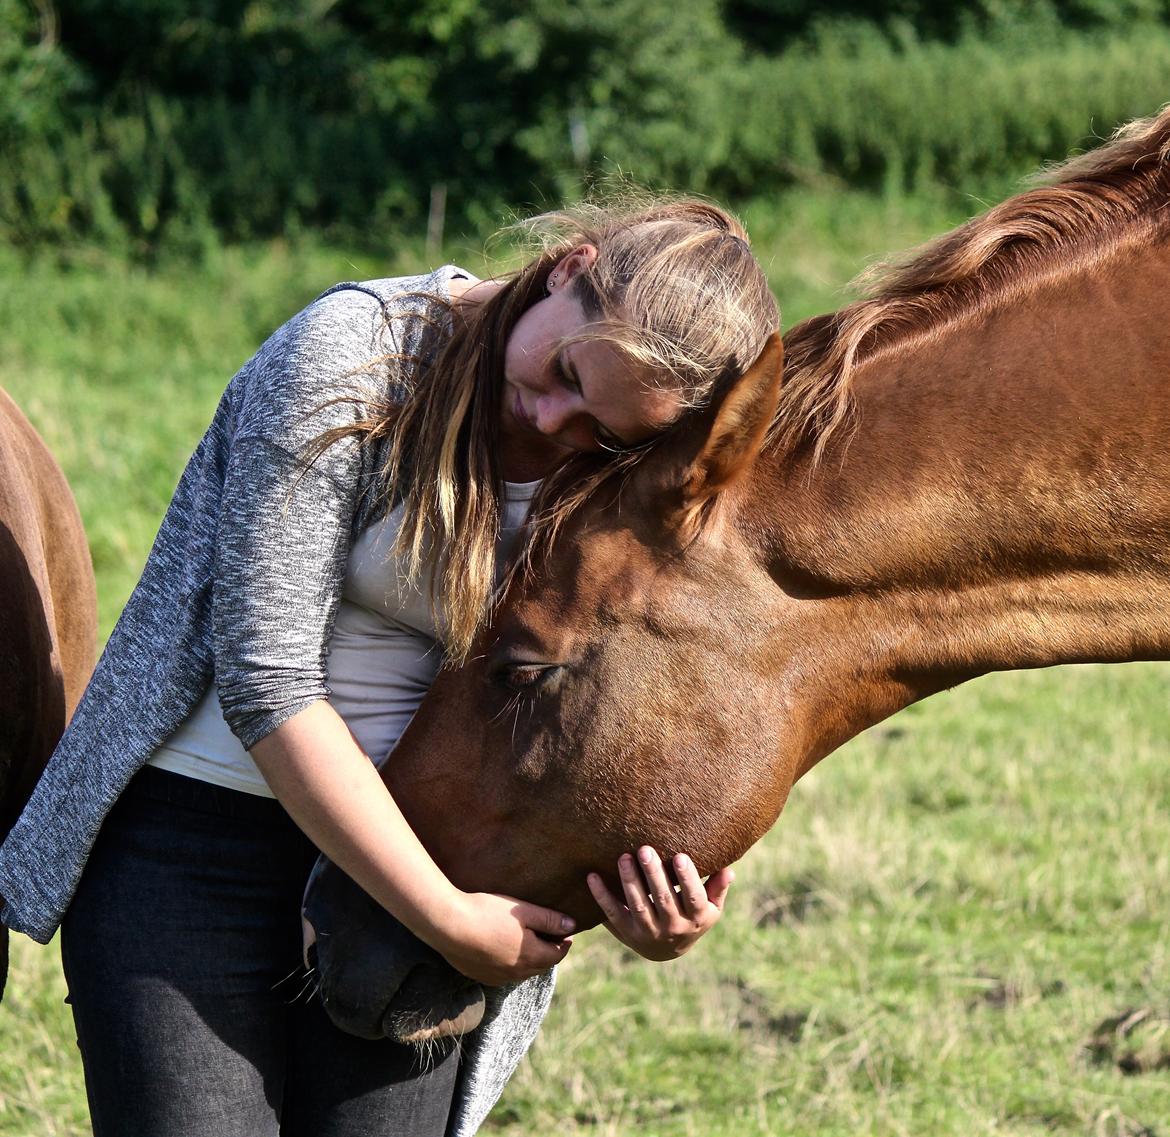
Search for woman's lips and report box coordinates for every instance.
[513,388,533,427]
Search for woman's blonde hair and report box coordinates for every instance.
[315,196,778,661]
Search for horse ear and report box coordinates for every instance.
[673,332,784,527]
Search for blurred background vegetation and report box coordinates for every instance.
[4,0,1170,257]
[4,7,1170,1136]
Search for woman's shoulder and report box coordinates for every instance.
[310,265,476,321]
[232,265,474,438]
[282,265,473,368]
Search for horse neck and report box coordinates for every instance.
[749,238,1170,766]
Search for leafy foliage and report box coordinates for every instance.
[725,0,1170,50]
[3,1,1170,252]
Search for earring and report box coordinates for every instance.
[548,272,560,292]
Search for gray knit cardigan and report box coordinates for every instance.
[0,267,553,1136]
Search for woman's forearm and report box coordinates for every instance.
[249,700,463,951]
[249,699,574,986]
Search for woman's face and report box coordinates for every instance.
[499,248,683,476]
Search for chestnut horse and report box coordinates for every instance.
[304,106,1170,1041]
[0,390,97,1000]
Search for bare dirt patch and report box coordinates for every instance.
[1082,1007,1170,1075]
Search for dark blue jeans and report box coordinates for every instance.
[60,766,459,1137]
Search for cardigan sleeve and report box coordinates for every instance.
[212,286,407,750]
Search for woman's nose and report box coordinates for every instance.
[534,391,578,435]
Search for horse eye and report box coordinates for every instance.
[499,662,563,694]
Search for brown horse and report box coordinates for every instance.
[304,106,1170,1041]
[0,389,97,999]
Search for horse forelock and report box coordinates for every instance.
[500,447,645,608]
[772,102,1170,465]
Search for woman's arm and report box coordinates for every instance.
[197,285,571,988]
[251,699,574,986]
[173,285,566,986]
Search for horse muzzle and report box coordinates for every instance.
[302,855,486,1044]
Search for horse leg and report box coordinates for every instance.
[0,391,96,1004]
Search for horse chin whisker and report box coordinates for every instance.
[271,963,318,1000]
[282,971,320,1006]
[411,1033,451,1074]
[393,1016,461,1051]
[270,963,306,993]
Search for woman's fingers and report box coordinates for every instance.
[513,902,574,973]
[588,851,737,952]
[673,853,711,918]
[521,928,573,971]
[705,866,735,912]
[443,893,574,984]
[515,899,576,938]
[587,871,626,924]
[618,851,654,924]
[584,851,736,961]
[637,846,677,914]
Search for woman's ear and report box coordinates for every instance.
[553,244,599,286]
[665,333,784,536]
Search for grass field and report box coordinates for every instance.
[1,188,1168,1136]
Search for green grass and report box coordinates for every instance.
[2,189,1168,1135]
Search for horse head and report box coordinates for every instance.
[303,335,805,1041]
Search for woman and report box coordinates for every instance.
[0,199,780,1135]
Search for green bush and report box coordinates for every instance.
[1,2,1169,253]
[728,25,1170,195]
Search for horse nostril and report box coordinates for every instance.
[301,914,317,970]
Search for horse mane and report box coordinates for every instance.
[515,105,1170,578]
[772,102,1170,461]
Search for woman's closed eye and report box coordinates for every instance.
[552,356,581,394]
[552,350,657,452]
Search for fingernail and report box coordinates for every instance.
[638,847,653,864]
[675,854,689,869]
[561,916,575,932]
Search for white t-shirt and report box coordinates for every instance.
[149,479,540,796]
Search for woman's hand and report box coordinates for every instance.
[432,891,575,987]
[587,847,733,961]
